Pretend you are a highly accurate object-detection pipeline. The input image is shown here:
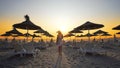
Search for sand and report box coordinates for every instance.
[0,44,120,68]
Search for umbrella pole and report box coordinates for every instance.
[75,33,76,42]
[75,33,77,46]
[38,33,41,41]
[100,35,101,40]
[70,37,71,41]
[45,36,47,42]
[88,30,90,42]
[32,34,34,42]
[27,28,29,42]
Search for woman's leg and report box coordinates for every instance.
[59,46,62,56]
[58,46,60,55]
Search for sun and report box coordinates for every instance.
[60,26,67,33]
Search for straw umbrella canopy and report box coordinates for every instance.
[75,34,85,37]
[13,15,42,41]
[1,33,11,41]
[1,27,23,39]
[74,21,104,41]
[69,29,83,41]
[69,29,83,34]
[43,31,54,41]
[34,29,45,34]
[84,33,93,37]
[64,33,74,41]
[13,15,41,30]
[93,30,108,39]
[112,25,120,39]
[44,32,54,37]
[1,32,22,40]
[46,34,54,42]
[93,30,108,35]
[102,33,111,36]
[1,33,11,37]
[101,33,112,39]
[75,21,104,30]
[75,34,85,41]
[43,31,50,36]
[112,25,120,30]
[32,34,40,37]
[34,29,46,39]
[6,27,23,36]
[31,34,40,42]
[23,33,32,37]
[116,32,120,34]
[48,34,54,37]
[64,33,74,37]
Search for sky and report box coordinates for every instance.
[0,0,120,37]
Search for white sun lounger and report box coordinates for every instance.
[9,44,40,57]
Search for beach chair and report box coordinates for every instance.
[21,45,39,57]
[77,46,86,57]
[11,43,39,57]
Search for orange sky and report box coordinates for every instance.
[0,16,120,37]
[0,0,120,39]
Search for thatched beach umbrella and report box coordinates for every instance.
[24,33,32,37]
[64,33,74,41]
[1,33,11,41]
[1,32,13,41]
[32,34,40,37]
[112,25,120,40]
[1,33,11,37]
[31,34,40,42]
[75,34,85,41]
[116,32,120,34]
[34,29,46,39]
[13,15,42,41]
[75,21,104,30]
[101,33,112,39]
[69,29,83,34]
[74,21,104,41]
[84,33,93,37]
[112,25,120,30]
[34,29,45,34]
[43,31,54,41]
[13,15,41,30]
[64,33,74,37]
[69,29,83,41]
[44,32,54,37]
[75,34,85,38]
[102,33,111,36]
[43,31,51,36]
[93,30,108,39]
[93,30,108,35]
[48,34,54,37]
[6,27,23,36]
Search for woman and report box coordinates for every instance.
[56,31,63,56]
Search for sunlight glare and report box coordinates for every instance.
[60,26,67,34]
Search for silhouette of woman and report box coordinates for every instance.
[56,31,63,56]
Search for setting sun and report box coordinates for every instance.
[60,26,67,33]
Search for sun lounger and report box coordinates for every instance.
[9,43,39,57]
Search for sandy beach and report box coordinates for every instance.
[0,41,120,68]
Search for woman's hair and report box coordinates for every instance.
[57,30,62,34]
